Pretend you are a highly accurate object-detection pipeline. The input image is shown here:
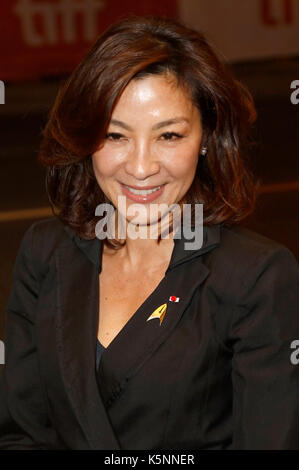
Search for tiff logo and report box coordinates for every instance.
[0,340,4,365]
[14,0,106,46]
[0,81,4,104]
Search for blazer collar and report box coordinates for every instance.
[63,221,222,274]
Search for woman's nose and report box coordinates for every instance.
[124,140,160,179]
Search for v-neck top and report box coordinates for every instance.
[96,339,106,370]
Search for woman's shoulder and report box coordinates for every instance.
[25,216,72,246]
[204,224,299,349]
[216,223,298,267]
[18,216,75,269]
[205,223,298,300]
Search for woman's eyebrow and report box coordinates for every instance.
[110,117,190,131]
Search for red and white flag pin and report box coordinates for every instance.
[169,296,180,303]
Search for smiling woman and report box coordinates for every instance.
[0,15,299,451]
[38,14,257,243]
[91,73,203,231]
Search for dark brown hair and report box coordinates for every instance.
[39,14,258,245]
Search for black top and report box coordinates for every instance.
[96,339,106,370]
[1,217,299,450]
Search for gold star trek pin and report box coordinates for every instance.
[146,303,167,326]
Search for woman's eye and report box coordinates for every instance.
[105,132,183,142]
[105,132,125,141]
[160,132,183,141]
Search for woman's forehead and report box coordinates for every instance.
[112,74,196,117]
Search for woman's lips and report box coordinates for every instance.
[120,183,166,203]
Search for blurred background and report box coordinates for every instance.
[0,0,298,367]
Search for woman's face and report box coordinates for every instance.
[92,73,203,227]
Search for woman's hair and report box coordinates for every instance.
[39,14,258,245]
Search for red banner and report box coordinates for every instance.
[179,0,299,62]
[0,0,178,81]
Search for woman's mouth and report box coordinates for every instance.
[120,183,166,203]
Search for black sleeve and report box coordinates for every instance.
[229,245,299,449]
[0,223,59,449]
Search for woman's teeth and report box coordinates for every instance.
[124,185,162,195]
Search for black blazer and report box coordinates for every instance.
[0,217,299,450]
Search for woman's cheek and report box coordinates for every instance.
[92,149,122,176]
[164,148,198,176]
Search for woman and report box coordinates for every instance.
[0,15,299,450]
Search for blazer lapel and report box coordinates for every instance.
[97,223,221,407]
[96,256,211,408]
[55,238,121,450]
[56,222,221,448]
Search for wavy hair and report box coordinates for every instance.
[39,14,258,245]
